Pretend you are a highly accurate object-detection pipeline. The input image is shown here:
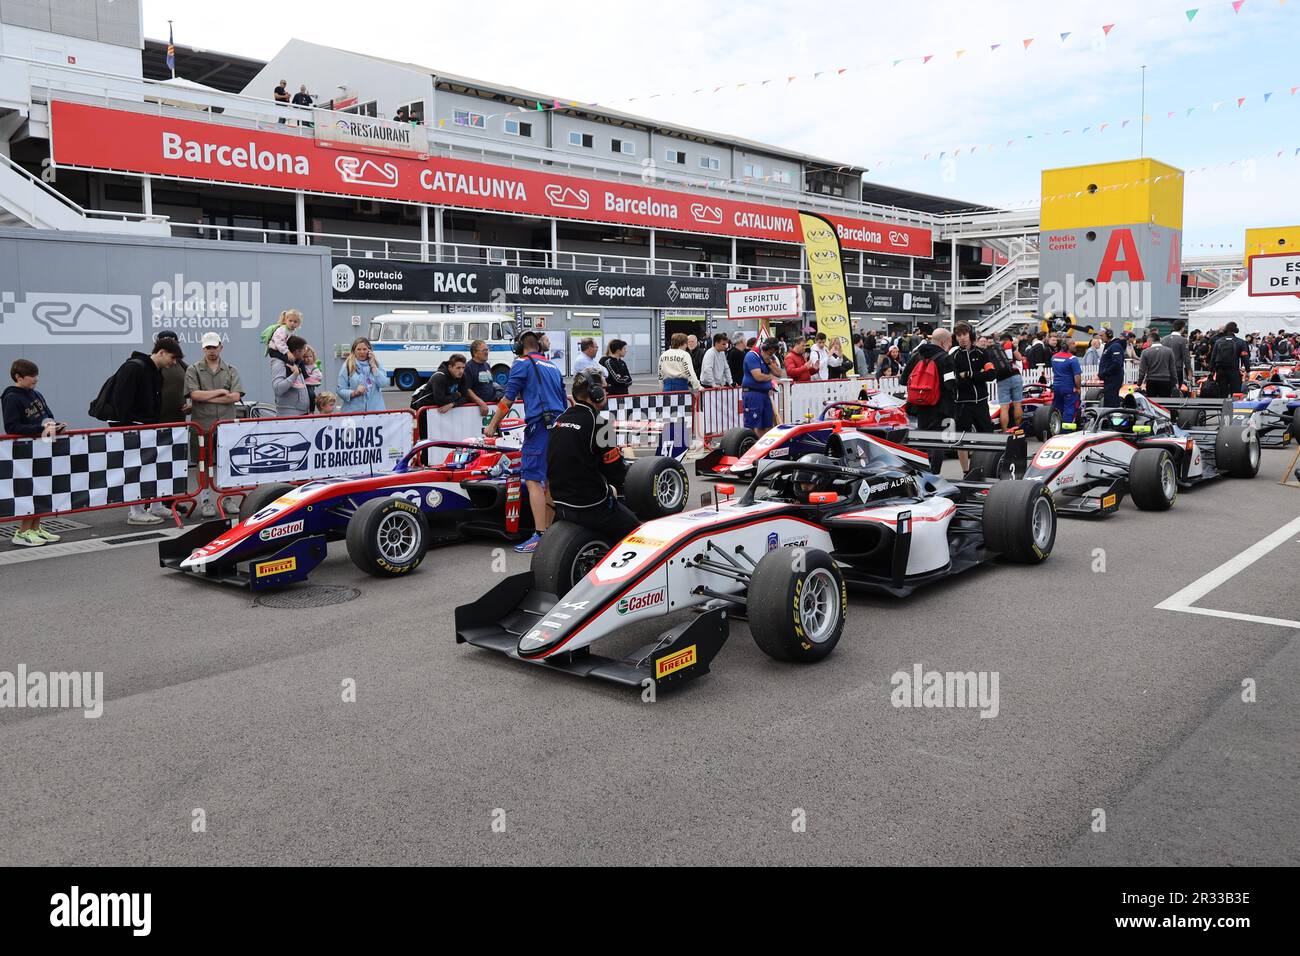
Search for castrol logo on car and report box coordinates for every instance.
[259,519,305,541]
[617,587,667,616]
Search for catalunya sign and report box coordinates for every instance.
[49,101,932,258]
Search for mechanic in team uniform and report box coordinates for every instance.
[742,338,780,437]
[484,329,568,554]
[1050,339,1083,424]
[1097,327,1127,408]
[547,369,639,543]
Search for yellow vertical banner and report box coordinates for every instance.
[798,211,853,372]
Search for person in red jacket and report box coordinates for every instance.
[784,336,819,383]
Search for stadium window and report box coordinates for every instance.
[612,138,634,155]
[402,100,425,124]
[504,119,533,137]
[743,163,763,179]
[454,109,486,129]
[699,155,720,171]
[666,149,686,164]
[569,131,594,148]
[344,101,378,118]
[772,169,792,184]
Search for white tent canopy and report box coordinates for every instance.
[1189,281,1300,335]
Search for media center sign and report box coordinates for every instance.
[329,258,939,316]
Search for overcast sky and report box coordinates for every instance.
[145,0,1300,251]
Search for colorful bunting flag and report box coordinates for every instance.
[1238,96,1246,107]
[1022,38,1034,49]
[1060,31,1071,41]
[1232,0,1245,12]
[1265,92,1273,101]
[923,55,934,63]
[991,43,1002,51]
[1102,23,1115,34]
[956,49,966,58]
[1186,8,1199,21]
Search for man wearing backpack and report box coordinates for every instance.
[1210,322,1248,397]
[900,328,956,472]
[102,339,183,525]
[993,331,1025,432]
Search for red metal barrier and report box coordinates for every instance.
[0,421,204,523]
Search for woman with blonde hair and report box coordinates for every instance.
[337,336,389,412]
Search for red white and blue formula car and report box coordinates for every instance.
[457,431,1057,692]
[696,396,910,480]
[160,436,690,590]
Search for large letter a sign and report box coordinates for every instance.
[1096,229,1146,282]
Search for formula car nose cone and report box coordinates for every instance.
[517,623,567,658]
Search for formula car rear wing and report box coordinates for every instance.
[1146,397,1235,429]
[902,430,1029,480]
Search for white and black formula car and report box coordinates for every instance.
[455,431,1057,692]
[1023,393,1259,518]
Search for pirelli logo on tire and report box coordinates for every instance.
[655,644,698,679]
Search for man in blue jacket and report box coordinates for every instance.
[1097,327,1127,408]
[1051,339,1083,425]
[484,330,568,554]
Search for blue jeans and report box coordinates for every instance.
[662,377,690,393]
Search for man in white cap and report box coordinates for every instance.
[184,332,245,517]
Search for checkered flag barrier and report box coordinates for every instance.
[0,424,197,520]
[605,391,695,423]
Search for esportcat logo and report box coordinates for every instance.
[617,587,666,615]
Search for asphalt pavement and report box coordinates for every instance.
[0,427,1296,866]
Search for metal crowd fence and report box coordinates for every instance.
[0,422,203,522]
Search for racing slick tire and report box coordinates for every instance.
[1215,425,1261,479]
[1031,404,1061,441]
[531,521,614,597]
[981,479,1056,564]
[345,497,431,577]
[1177,408,1202,430]
[1290,408,1300,443]
[238,482,296,523]
[746,547,846,663]
[1083,388,1101,405]
[623,456,689,519]
[965,449,1007,482]
[719,426,758,459]
[1129,448,1178,511]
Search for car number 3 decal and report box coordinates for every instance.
[608,550,638,569]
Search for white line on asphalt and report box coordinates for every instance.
[0,527,186,567]
[1155,515,1300,629]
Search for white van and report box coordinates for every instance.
[368,312,516,391]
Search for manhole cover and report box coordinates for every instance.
[0,517,91,536]
[255,585,361,609]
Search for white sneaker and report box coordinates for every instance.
[126,512,164,526]
[222,497,240,514]
[148,504,172,518]
[199,503,217,518]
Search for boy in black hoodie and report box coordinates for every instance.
[3,359,67,547]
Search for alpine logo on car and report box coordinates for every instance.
[617,587,667,616]
[258,519,305,541]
